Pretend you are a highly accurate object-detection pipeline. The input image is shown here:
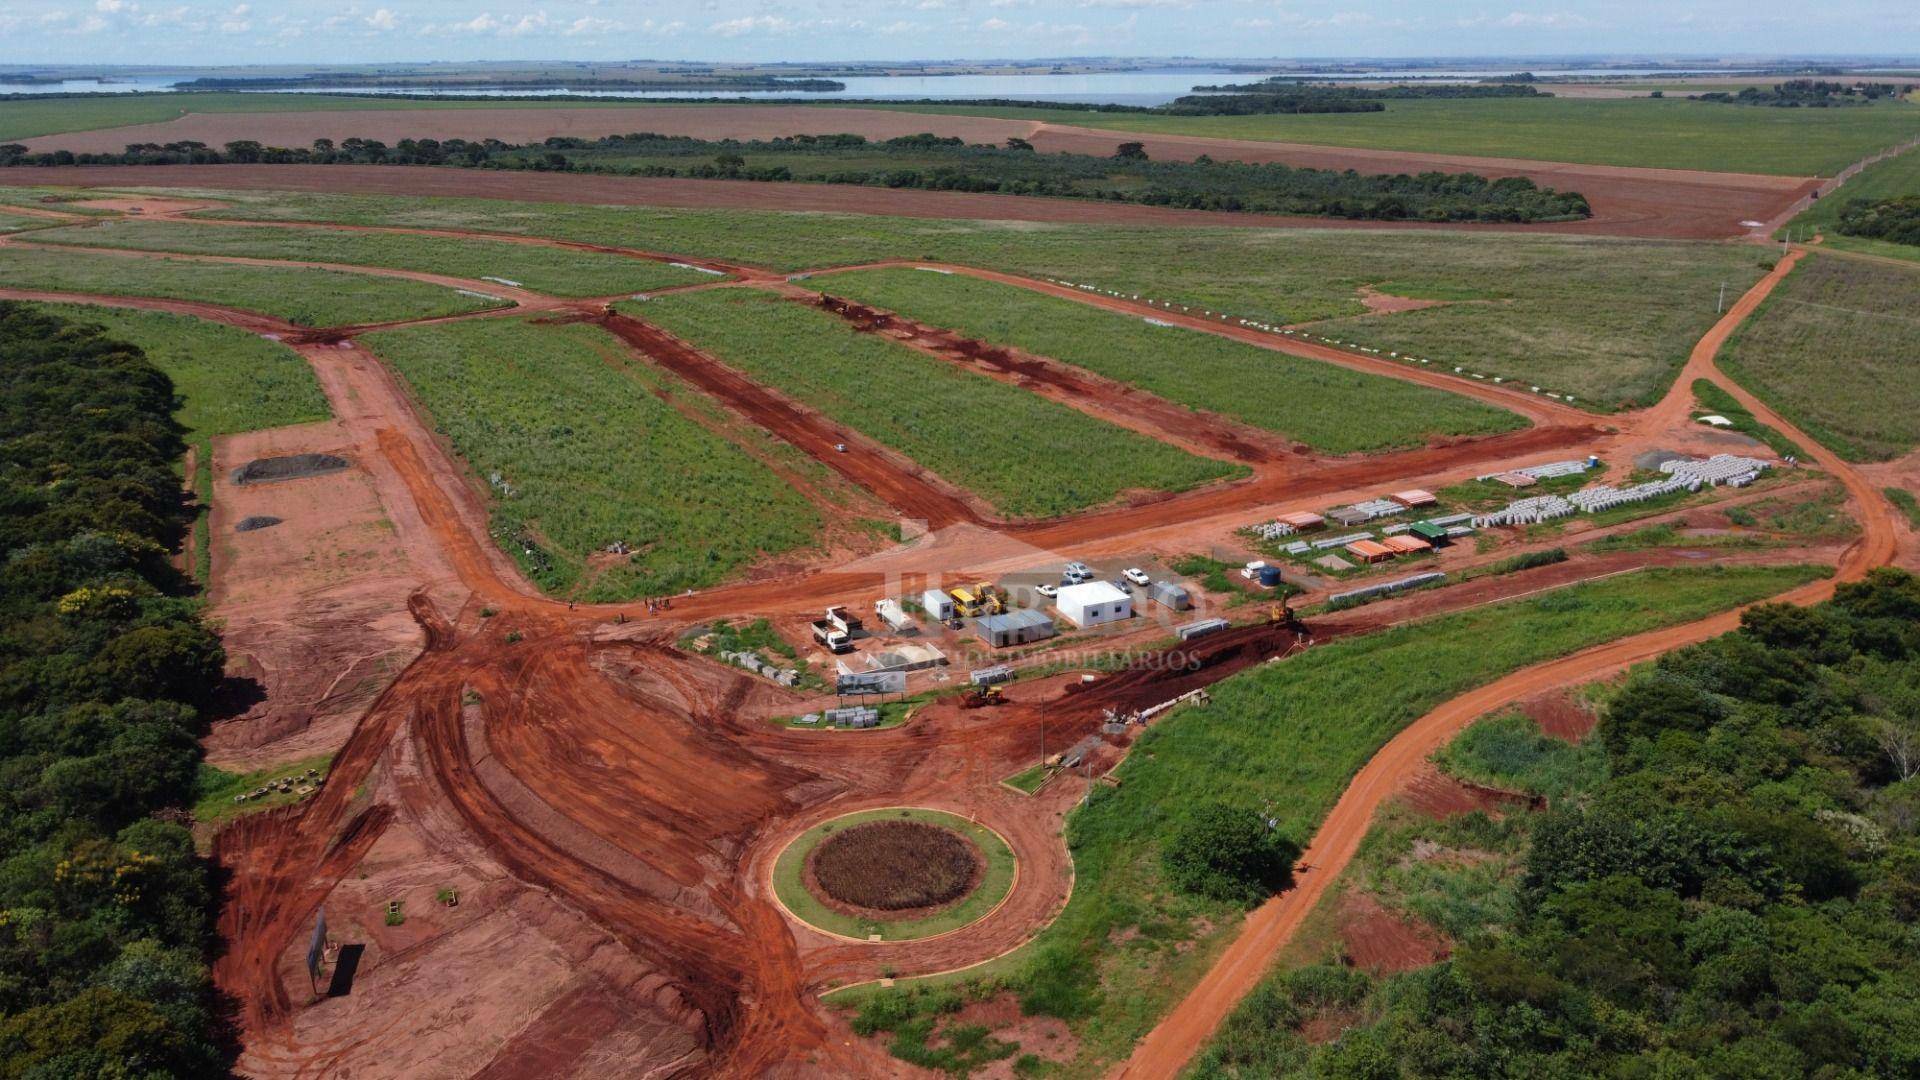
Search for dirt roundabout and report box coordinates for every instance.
[772,807,1019,944]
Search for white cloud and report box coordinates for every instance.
[979,16,1011,30]
[565,15,615,35]
[710,14,793,36]
[218,3,249,32]
[365,7,397,30]
[1462,10,1599,30]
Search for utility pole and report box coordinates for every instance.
[1717,281,1727,314]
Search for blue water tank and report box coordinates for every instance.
[1257,566,1284,588]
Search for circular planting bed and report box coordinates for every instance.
[772,808,1016,942]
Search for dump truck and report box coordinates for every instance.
[810,619,853,654]
[824,605,864,636]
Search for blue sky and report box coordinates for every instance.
[2,1,1916,66]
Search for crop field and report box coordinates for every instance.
[629,290,1242,517]
[815,267,1525,452]
[851,563,1825,1071]
[178,189,1769,408]
[0,91,715,142]
[1719,253,1920,461]
[28,219,719,296]
[856,97,1920,175]
[0,244,505,326]
[1785,144,1920,262]
[361,316,827,599]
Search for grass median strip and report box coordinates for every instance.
[813,267,1525,454]
[628,289,1244,518]
[361,316,826,600]
[30,218,717,297]
[0,244,504,326]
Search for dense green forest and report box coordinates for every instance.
[1195,569,1920,1078]
[1837,196,1920,247]
[0,304,227,1075]
[0,132,1592,223]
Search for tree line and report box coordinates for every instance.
[0,304,229,1076]
[1837,196,1920,247]
[0,132,1593,224]
[1696,80,1916,107]
[1196,569,1920,1077]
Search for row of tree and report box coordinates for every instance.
[0,304,229,1075]
[1697,79,1916,107]
[1837,196,1920,247]
[1198,569,1920,1077]
[0,132,1594,224]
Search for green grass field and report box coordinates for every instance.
[362,316,831,599]
[851,96,1920,175]
[1719,252,1920,461]
[811,268,1525,453]
[0,91,718,142]
[25,301,333,580]
[172,188,1771,409]
[0,210,50,234]
[845,563,1826,1074]
[771,808,1016,942]
[0,245,504,326]
[1782,144,1920,262]
[25,302,329,440]
[0,186,116,213]
[28,219,717,297]
[628,289,1243,518]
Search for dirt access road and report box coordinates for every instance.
[0,202,1876,1077]
[1114,251,1899,1080]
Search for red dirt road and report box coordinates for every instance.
[4,207,1890,1077]
[1114,255,1899,1080]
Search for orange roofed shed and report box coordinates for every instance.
[1346,540,1395,563]
[1275,511,1325,530]
[1382,534,1433,554]
[1390,489,1438,508]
